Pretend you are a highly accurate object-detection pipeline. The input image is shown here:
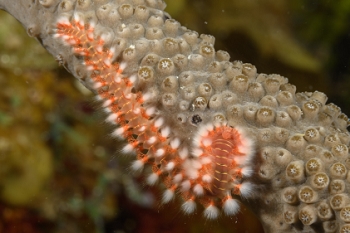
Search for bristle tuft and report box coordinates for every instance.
[170,138,181,149]
[193,184,204,196]
[241,166,254,177]
[181,180,191,192]
[155,148,165,157]
[223,197,240,216]
[146,173,159,186]
[182,199,196,214]
[179,147,189,159]
[112,127,127,139]
[131,160,144,171]
[122,143,136,154]
[106,113,118,124]
[204,204,219,219]
[162,189,175,203]
[165,161,175,171]
[239,182,254,198]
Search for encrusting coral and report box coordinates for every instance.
[1,0,350,232]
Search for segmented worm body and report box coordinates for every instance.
[211,137,232,196]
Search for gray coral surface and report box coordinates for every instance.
[1,0,350,233]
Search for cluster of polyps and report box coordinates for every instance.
[55,15,255,219]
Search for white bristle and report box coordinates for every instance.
[165,161,175,171]
[142,93,151,102]
[61,34,69,40]
[201,157,212,164]
[93,82,103,89]
[204,204,219,219]
[147,136,157,145]
[202,138,212,147]
[181,200,196,214]
[183,160,200,179]
[223,197,240,216]
[191,160,204,170]
[95,95,102,101]
[193,184,204,196]
[238,137,254,155]
[138,126,146,132]
[173,174,183,183]
[241,166,254,177]
[114,76,121,83]
[202,174,212,183]
[179,147,189,159]
[145,107,156,117]
[102,99,112,107]
[120,62,127,70]
[104,59,111,66]
[57,16,70,25]
[205,123,214,132]
[146,173,159,186]
[105,113,118,124]
[154,118,164,128]
[131,160,144,171]
[155,148,165,157]
[87,32,94,40]
[181,180,191,192]
[161,127,170,138]
[162,189,174,204]
[97,45,103,53]
[244,146,255,165]
[87,65,95,71]
[170,138,181,149]
[73,13,80,21]
[239,182,254,198]
[68,39,77,45]
[129,74,137,84]
[103,106,112,114]
[122,143,136,154]
[89,21,96,28]
[79,19,84,27]
[197,126,209,137]
[193,134,202,147]
[192,148,203,157]
[100,34,107,42]
[235,127,254,160]
[234,156,246,166]
[124,93,132,99]
[109,46,116,55]
[133,108,141,114]
[112,127,126,138]
[213,121,224,128]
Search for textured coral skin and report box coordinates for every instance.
[1,0,350,232]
